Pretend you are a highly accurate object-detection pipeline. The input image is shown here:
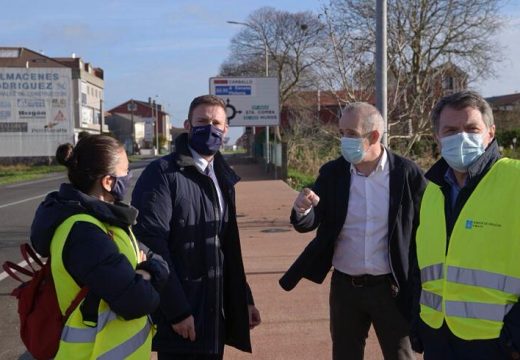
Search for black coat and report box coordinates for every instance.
[131,134,252,354]
[279,150,426,319]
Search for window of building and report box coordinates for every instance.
[443,76,454,90]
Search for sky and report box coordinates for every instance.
[1,0,519,144]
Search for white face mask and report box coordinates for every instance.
[340,137,365,164]
[440,132,485,172]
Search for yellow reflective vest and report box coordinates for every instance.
[50,214,153,359]
[417,158,520,340]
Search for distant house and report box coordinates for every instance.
[106,99,172,153]
[280,62,467,137]
[486,93,520,131]
[281,90,374,128]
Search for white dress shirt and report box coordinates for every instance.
[332,149,391,276]
[189,147,225,216]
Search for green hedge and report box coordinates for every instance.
[286,168,315,191]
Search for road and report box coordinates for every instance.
[0,158,153,360]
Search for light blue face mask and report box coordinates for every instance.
[340,137,365,164]
[440,132,485,173]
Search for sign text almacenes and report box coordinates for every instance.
[0,72,60,90]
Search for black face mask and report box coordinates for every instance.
[189,124,224,156]
[109,171,133,202]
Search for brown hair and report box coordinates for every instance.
[187,95,226,123]
[430,90,494,134]
[56,134,124,194]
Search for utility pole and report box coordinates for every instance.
[376,0,388,147]
[130,99,135,154]
[99,98,103,134]
[264,38,270,172]
[153,100,159,155]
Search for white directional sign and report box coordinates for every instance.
[209,77,280,127]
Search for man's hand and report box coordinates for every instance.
[172,315,196,341]
[293,187,320,214]
[248,305,261,329]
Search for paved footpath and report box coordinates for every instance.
[219,159,423,360]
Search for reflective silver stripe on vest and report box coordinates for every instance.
[445,300,513,322]
[61,310,118,343]
[421,263,444,283]
[97,319,151,360]
[447,266,520,296]
[420,290,443,312]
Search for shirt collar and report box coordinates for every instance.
[349,146,388,175]
[443,167,464,189]
[188,146,212,173]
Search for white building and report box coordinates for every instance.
[0,47,105,161]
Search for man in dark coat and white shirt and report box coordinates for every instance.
[132,95,261,360]
[280,102,426,360]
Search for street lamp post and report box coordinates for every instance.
[227,20,270,169]
[376,0,388,147]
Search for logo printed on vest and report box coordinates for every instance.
[464,219,502,230]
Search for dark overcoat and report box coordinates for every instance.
[132,134,252,354]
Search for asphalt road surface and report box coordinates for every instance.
[0,158,153,360]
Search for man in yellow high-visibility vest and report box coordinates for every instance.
[412,90,520,359]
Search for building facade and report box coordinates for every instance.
[0,47,104,161]
[106,99,171,154]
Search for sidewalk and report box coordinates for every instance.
[223,159,418,359]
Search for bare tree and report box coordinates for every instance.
[221,7,326,107]
[283,103,340,176]
[323,0,504,154]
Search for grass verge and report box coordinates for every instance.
[0,165,66,186]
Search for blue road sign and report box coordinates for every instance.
[215,85,251,96]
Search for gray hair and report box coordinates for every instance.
[343,102,384,136]
[430,90,494,134]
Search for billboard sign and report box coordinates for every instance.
[209,77,280,126]
[143,117,154,142]
[0,68,73,135]
[0,67,74,156]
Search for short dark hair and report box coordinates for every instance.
[430,90,494,134]
[56,135,124,194]
[187,95,226,123]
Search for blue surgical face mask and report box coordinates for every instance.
[110,171,133,202]
[340,136,366,164]
[189,124,224,156]
[440,132,485,173]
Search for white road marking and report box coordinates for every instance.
[0,194,46,209]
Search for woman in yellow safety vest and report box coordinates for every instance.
[31,134,168,359]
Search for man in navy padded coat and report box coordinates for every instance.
[131,95,261,360]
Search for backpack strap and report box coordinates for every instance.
[20,243,44,269]
[2,261,34,283]
[66,287,89,319]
